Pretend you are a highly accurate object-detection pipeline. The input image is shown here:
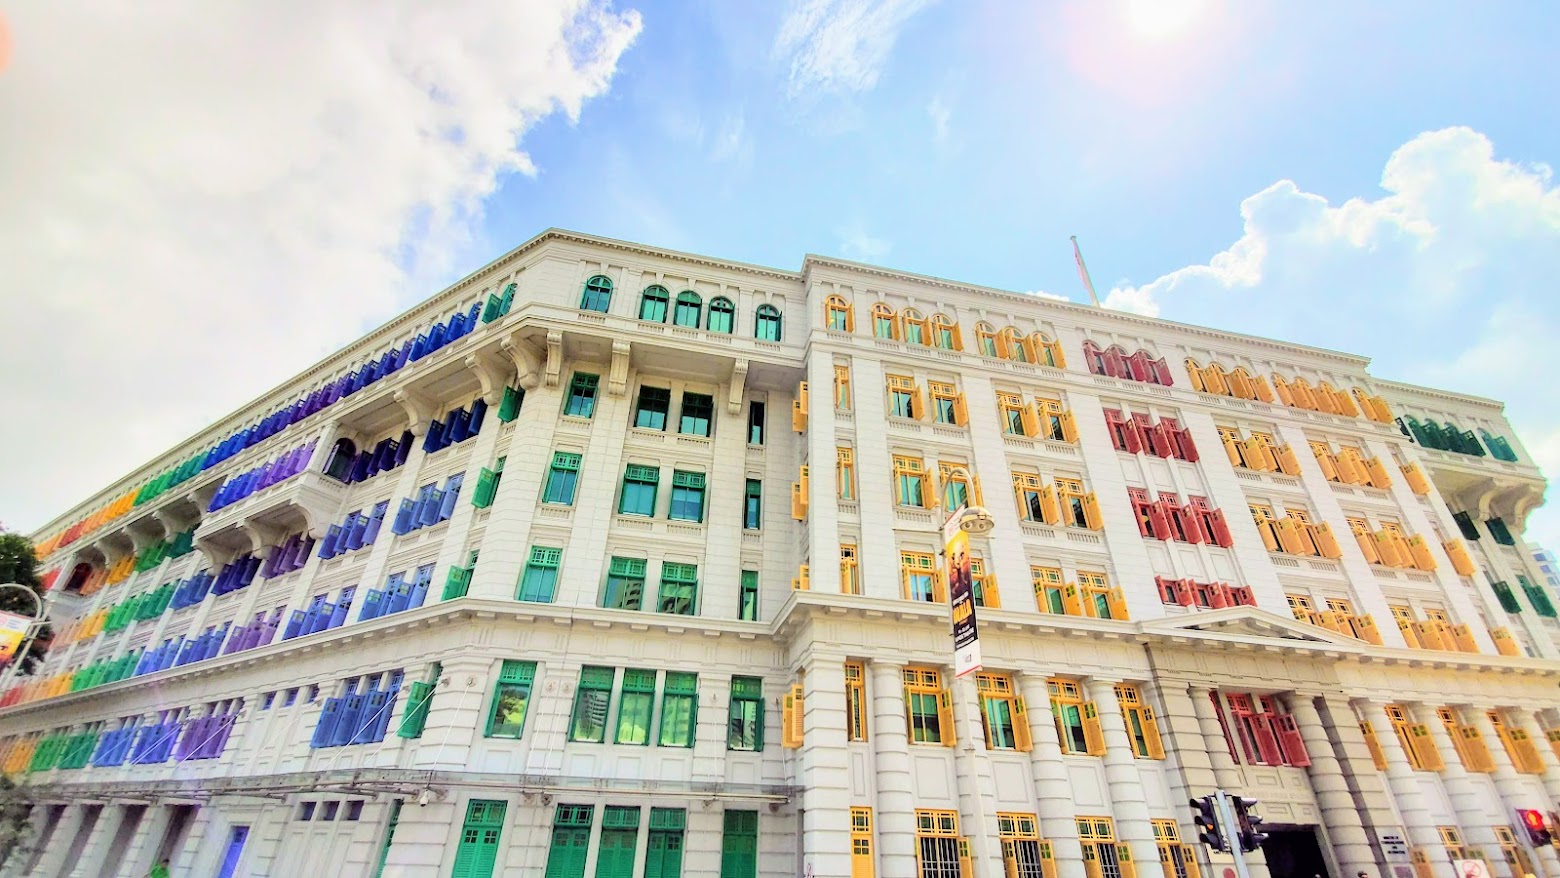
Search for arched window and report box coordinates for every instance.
[931,314,960,350]
[755,304,782,341]
[871,303,899,340]
[639,285,670,322]
[674,291,703,328]
[825,295,854,332]
[1029,332,1063,368]
[324,438,357,482]
[708,297,735,333]
[902,309,928,345]
[1204,363,1230,396]
[580,275,613,313]
[997,327,1026,362]
[975,322,998,357]
[64,562,93,593]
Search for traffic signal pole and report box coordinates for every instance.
[1215,791,1255,878]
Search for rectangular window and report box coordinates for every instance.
[997,392,1028,436]
[840,544,861,594]
[1034,397,1067,441]
[971,557,998,608]
[851,808,875,878]
[646,808,687,878]
[604,557,646,610]
[1488,710,1545,773]
[845,661,868,741]
[886,375,922,419]
[1152,819,1199,878]
[634,386,671,430]
[485,660,536,738]
[837,448,856,500]
[1385,704,1443,771]
[928,381,965,426]
[543,451,581,505]
[1049,679,1104,756]
[568,666,615,743]
[914,810,961,877]
[668,471,707,522]
[1032,566,1066,614]
[743,480,763,530]
[939,462,974,510]
[565,373,599,418]
[977,673,1032,751]
[739,571,759,621]
[452,800,508,878]
[747,402,765,445]
[679,393,714,437]
[1115,684,1165,759]
[597,806,641,878]
[834,365,853,410]
[658,672,697,747]
[900,551,940,603]
[619,464,660,517]
[657,563,699,615]
[517,546,561,602]
[1077,817,1127,878]
[999,813,1055,878]
[545,804,593,878]
[720,810,758,878]
[615,669,656,745]
[892,455,928,508]
[728,677,764,751]
[903,667,954,745]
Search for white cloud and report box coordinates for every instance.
[775,0,935,98]
[1105,126,1560,548]
[836,222,893,263]
[0,1,641,534]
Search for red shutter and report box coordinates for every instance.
[1208,584,1233,609]
[1126,351,1152,382]
[1147,500,1174,541]
[1105,347,1129,379]
[1155,576,1177,604]
[1229,585,1255,607]
[1176,579,1197,607]
[1205,509,1234,547]
[1132,499,1154,537]
[1145,423,1174,458]
[1250,714,1284,765]
[1273,714,1310,766]
[1176,427,1199,462]
[1083,340,1103,375]
[1124,419,1145,454]
[1152,357,1174,386]
[1177,505,1207,543]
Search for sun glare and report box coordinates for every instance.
[1122,0,1211,41]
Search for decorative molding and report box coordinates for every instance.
[393,388,437,437]
[727,359,749,415]
[608,340,632,397]
[544,330,564,388]
[501,332,544,390]
[464,351,510,406]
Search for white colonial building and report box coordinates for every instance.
[3,229,1559,878]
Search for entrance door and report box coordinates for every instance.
[1262,827,1330,878]
[216,826,250,878]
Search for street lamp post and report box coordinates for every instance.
[0,582,48,692]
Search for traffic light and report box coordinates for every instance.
[1190,796,1227,852]
[1517,809,1552,846]
[1232,796,1269,853]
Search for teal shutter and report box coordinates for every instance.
[719,810,758,878]
[595,807,640,878]
[545,805,594,878]
[498,386,525,422]
[1491,580,1523,614]
[373,800,401,878]
[645,809,686,878]
[397,682,433,738]
[472,468,500,508]
[450,800,507,878]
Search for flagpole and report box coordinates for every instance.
[1071,235,1101,307]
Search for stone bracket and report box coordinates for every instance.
[501,331,544,390]
[465,351,510,406]
[394,388,437,437]
[608,341,632,397]
[544,330,564,388]
[727,359,749,415]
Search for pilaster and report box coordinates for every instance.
[1360,699,1453,876]
[1290,694,1385,877]
[1088,678,1166,878]
[1018,673,1083,875]
[869,661,916,877]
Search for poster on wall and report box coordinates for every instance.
[0,612,31,665]
[944,508,981,677]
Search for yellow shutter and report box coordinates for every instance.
[1274,444,1302,475]
[1361,721,1388,769]
[1222,436,1244,467]
[1013,697,1034,752]
[1337,449,1370,485]
[1229,369,1255,399]
[1251,374,1275,402]
[1060,410,1079,443]
[1334,388,1360,417]
[1275,518,1308,555]
[953,393,969,427]
[1370,395,1394,422]
[1105,587,1130,621]
[1203,366,1229,396]
[793,381,809,431]
[1406,535,1437,571]
[938,689,957,747]
[1062,583,1086,617]
[1510,727,1544,773]
[1039,486,1062,526]
[1082,702,1106,755]
[1355,530,1381,564]
[1374,531,1409,567]
[1185,360,1206,392]
[910,385,926,421]
[1546,727,1560,764]
[1461,725,1496,772]
[1413,621,1447,651]
[1354,614,1384,645]
[782,684,804,748]
[959,839,973,878]
[1402,463,1432,495]
[792,466,810,520]
[1411,724,1445,771]
[1450,624,1478,653]
[1312,446,1340,481]
[1020,403,1041,438]
[1046,339,1066,370]
[1082,493,1104,530]
[1491,627,1521,656]
[1397,617,1422,648]
[1364,456,1392,489]
[1244,438,1277,471]
[791,564,810,591]
[1142,705,1165,759]
[1116,845,1137,878]
[1444,539,1476,576]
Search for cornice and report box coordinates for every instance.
[1374,376,1509,412]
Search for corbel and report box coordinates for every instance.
[727,359,749,415]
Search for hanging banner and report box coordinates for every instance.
[0,612,31,665]
[945,508,981,677]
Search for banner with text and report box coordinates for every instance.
[945,508,981,677]
[0,612,31,666]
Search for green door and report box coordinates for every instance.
[719,810,758,878]
[645,830,684,878]
[594,829,638,878]
[545,805,594,878]
[450,800,507,878]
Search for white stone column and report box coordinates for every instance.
[799,656,852,878]
[409,656,490,770]
[1189,688,1241,790]
[1289,694,1387,877]
[468,380,565,601]
[1360,700,1454,877]
[30,804,85,878]
[950,672,1003,877]
[1018,674,1083,875]
[65,803,128,878]
[1418,706,1511,878]
[869,661,917,877]
[1471,708,1560,878]
[1155,683,1226,878]
[1088,678,1167,878]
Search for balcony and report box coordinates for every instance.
[194,469,351,559]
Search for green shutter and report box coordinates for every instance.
[472,468,500,509]
[498,386,525,422]
[646,806,686,877]
[451,799,507,878]
[719,810,758,878]
[443,565,472,600]
[373,800,401,878]
[1519,576,1557,617]
[595,806,640,878]
[545,805,594,878]
[397,682,434,738]
[1491,580,1523,614]
[485,661,536,738]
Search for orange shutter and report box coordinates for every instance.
[793,381,809,431]
[1274,444,1302,476]
[1363,456,1392,489]
[1444,540,1476,576]
[1406,535,1437,571]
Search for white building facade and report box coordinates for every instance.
[3,229,1560,878]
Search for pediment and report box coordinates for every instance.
[1139,606,1364,649]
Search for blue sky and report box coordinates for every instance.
[4,0,1560,549]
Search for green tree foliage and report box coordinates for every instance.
[0,775,34,870]
[0,533,49,672]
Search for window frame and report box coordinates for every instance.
[484,660,537,739]
[564,372,599,418]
